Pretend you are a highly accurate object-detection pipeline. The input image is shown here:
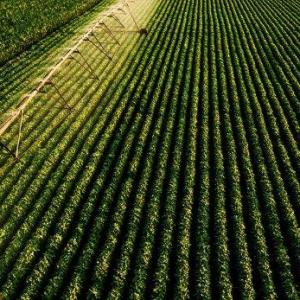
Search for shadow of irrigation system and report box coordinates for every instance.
[0,0,148,162]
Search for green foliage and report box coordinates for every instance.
[0,0,299,298]
[0,0,107,65]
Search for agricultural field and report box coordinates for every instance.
[0,0,299,298]
[0,0,113,65]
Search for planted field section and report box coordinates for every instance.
[0,0,299,298]
[0,0,114,118]
[0,0,112,65]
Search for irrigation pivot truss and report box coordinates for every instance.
[0,0,147,162]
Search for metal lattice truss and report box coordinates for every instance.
[0,0,147,161]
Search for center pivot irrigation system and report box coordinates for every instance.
[0,0,147,162]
